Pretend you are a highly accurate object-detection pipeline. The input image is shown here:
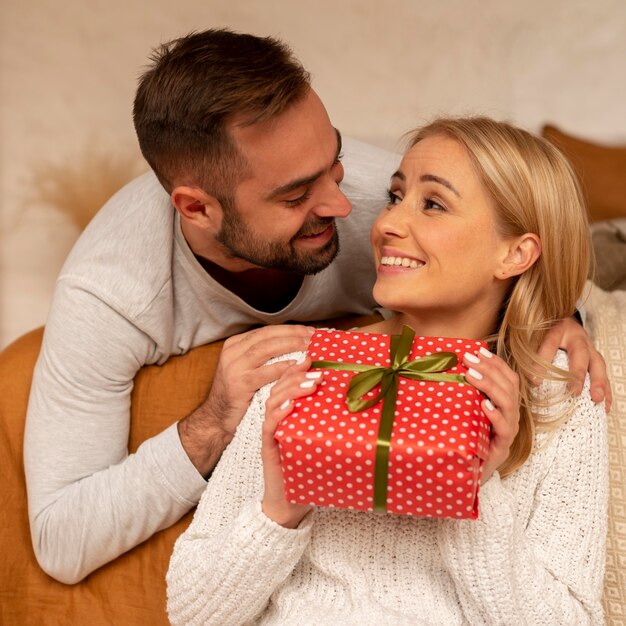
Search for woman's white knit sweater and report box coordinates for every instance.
[166,351,608,625]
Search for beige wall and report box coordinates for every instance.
[1,0,625,347]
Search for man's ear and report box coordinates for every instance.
[497,233,542,279]
[171,186,223,229]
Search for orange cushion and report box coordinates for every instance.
[542,125,626,222]
[0,315,378,623]
[0,327,223,626]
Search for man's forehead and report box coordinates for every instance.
[229,89,340,192]
[238,127,342,197]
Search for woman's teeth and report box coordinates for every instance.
[381,255,424,268]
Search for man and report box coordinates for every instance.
[24,29,608,584]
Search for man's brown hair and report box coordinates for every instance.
[133,29,311,207]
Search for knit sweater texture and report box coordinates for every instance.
[166,350,608,625]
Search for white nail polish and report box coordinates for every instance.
[279,399,292,410]
[467,367,483,380]
[484,399,495,411]
[464,352,480,364]
[300,380,316,389]
[305,371,322,379]
[479,347,493,359]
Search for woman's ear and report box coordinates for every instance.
[171,186,223,229]
[497,233,542,279]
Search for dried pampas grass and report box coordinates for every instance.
[29,149,148,230]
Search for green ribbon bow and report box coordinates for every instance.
[311,325,468,512]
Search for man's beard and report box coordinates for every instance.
[215,207,340,275]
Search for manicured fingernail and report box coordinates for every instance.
[467,367,483,380]
[479,347,493,358]
[305,371,322,379]
[300,380,316,389]
[484,399,495,411]
[464,352,480,364]
[280,399,292,410]
[590,384,604,396]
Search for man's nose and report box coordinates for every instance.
[313,180,352,219]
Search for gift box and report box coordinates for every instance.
[275,326,491,519]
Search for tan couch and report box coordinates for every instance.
[0,287,625,624]
[2,126,625,624]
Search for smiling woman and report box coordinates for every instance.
[371,134,529,341]
[371,117,590,479]
[166,117,608,625]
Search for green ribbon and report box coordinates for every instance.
[311,325,468,512]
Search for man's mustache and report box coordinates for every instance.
[294,218,335,239]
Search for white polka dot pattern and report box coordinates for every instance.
[275,329,491,520]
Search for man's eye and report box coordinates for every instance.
[285,189,312,208]
[387,189,402,205]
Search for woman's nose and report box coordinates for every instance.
[375,203,411,238]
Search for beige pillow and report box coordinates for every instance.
[590,219,626,292]
[585,282,626,620]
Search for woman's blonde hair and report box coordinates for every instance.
[408,117,592,477]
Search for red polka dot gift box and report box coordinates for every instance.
[275,325,491,520]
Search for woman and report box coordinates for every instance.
[166,117,608,624]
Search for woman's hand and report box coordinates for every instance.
[261,358,322,528]
[462,348,521,484]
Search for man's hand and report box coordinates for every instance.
[537,318,612,411]
[178,324,315,477]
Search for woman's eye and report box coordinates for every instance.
[424,198,446,212]
[387,189,402,205]
[285,189,312,208]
